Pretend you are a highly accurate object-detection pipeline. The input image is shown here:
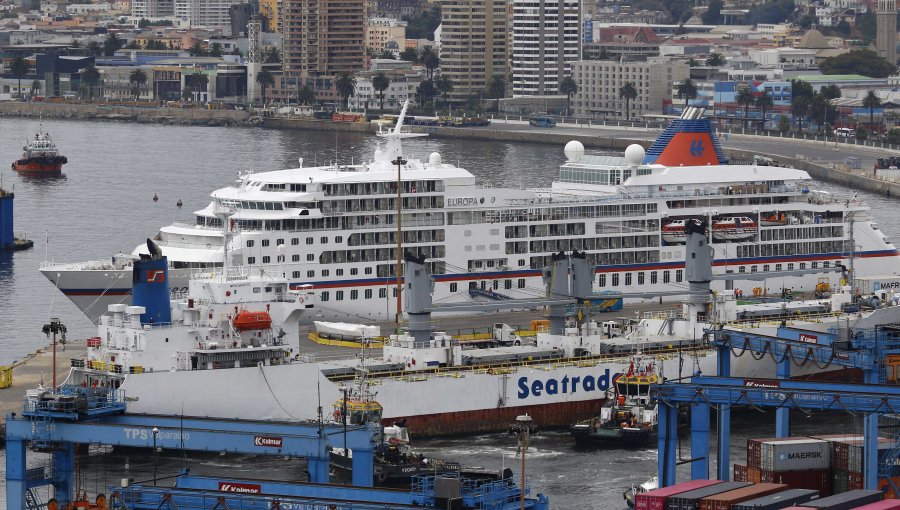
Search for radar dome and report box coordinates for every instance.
[564,141,585,162]
[429,152,442,166]
[624,144,646,166]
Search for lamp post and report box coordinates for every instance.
[340,385,349,461]
[41,319,66,389]
[152,427,159,486]
[392,155,407,332]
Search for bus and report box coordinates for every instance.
[529,116,556,128]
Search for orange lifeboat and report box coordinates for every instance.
[233,310,272,331]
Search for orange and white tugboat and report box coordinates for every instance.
[12,127,67,175]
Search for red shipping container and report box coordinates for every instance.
[855,500,900,509]
[700,484,788,510]
[748,467,762,484]
[757,469,831,496]
[849,472,864,491]
[735,465,748,483]
[636,480,723,510]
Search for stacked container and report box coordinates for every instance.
[636,480,723,510]
[731,488,820,510]
[740,438,832,495]
[823,436,895,492]
[699,483,787,510]
[667,482,752,510]
[794,489,883,510]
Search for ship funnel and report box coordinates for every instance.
[132,238,172,325]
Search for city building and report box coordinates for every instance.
[440,0,509,103]
[349,69,422,109]
[510,0,580,96]
[258,0,279,31]
[570,57,689,118]
[173,0,247,30]
[132,0,174,18]
[366,17,406,54]
[282,0,366,91]
[876,0,897,65]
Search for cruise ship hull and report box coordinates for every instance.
[43,250,900,324]
[88,348,807,437]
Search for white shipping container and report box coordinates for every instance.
[855,275,900,296]
[760,439,830,472]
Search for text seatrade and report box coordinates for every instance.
[517,369,619,399]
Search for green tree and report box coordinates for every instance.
[255,69,275,105]
[8,56,28,98]
[416,79,435,107]
[706,52,726,67]
[799,14,813,29]
[435,75,454,108]
[261,47,281,63]
[676,79,698,103]
[887,128,900,144]
[372,72,391,112]
[129,68,147,100]
[125,39,141,50]
[399,47,419,62]
[230,47,243,56]
[297,84,316,105]
[790,79,814,100]
[810,92,832,132]
[791,95,810,132]
[80,65,100,100]
[402,5,440,40]
[755,90,774,130]
[335,71,356,109]
[208,42,223,57]
[746,0,795,24]
[819,50,897,78]
[820,84,842,100]
[487,74,507,113]
[619,81,638,120]
[560,76,579,117]
[377,49,395,60]
[856,126,869,141]
[736,86,755,129]
[30,79,40,96]
[189,41,207,57]
[862,89,882,128]
[778,115,791,133]
[182,85,193,102]
[103,32,124,56]
[420,46,439,80]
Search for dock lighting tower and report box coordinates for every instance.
[515,414,533,510]
[393,156,407,331]
[41,318,66,389]
[152,427,160,485]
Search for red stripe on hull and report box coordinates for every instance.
[384,399,607,437]
[13,162,64,174]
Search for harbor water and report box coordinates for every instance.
[0,118,895,508]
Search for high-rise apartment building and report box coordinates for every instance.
[132,0,174,18]
[440,0,509,103]
[283,0,366,81]
[259,0,281,32]
[876,0,897,65]
[171,0,248,29]
[511,0,580,96]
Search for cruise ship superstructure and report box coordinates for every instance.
[41,107,900,322]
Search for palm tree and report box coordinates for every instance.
[103,32,123,56]
[189,41,206,57]
[208,42,223,57]
[810,92,831,132]
[372,72,390,112]
[618,81,638,120]
[263,47,281,64]
[129,68,147,100]
[675,79,698,104]
[754,90,774,130]
[862,90,881,129]
[182,85,193,102]
[487,74,506,113]
[255,69,275,105]
[87,41,103,56]
[791,95,810,132]
[335,71,356,109]
[416,80,435,107]
[81,65,100,100]
[8,56,28,98]
[706,52,726,66]
[559,76,578,117]
[435,75,454,108]
[399,47,419,62]
[735,86,755,130]
[377,50,395,60]
[419,46,440,80]
[297,84,316,106]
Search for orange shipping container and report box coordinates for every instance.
[699,484,787,510]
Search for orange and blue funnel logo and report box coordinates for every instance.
[642,118,728,166]
[146,270,166,283]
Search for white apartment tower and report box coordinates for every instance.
[132,0,175,17]
[174,0,246,29]
[511,0,581,96]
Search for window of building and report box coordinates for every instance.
[307,270,314,277]
[307,254,314,261]
[638,272,645,285]
[306,237,313,245]
[248,257,256,264]
[379,288,387,298]
[675,270,683,282]
[247,240,255,248]
[322,269,329,277]
[262,256,270,264]
[321,291,329,302]
[599,274,607,287]
[450,283,458,292]
[625,273,632,286]
[650,271,658,284]
[365,289,372,299]
[336,290,344,301]
[518,279,526,288]
[292,271,301,278]
[262,239,270,247]
[336,269,343,276]
[292,255,300,262]
[663,271,671,284]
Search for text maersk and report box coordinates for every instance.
[517,370,620,399]
[786,451,823,459]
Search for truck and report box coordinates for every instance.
[492,323,522,346]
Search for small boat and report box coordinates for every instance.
[760,211,788,226]
[661,219,689,244]
[232,310,272,331]
[569,357,659,446]
[12,128,67,175]
[711,216,756,241]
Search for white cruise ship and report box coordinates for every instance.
[41,107,900,322]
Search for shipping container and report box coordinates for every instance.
[797,489,883,510]
[832,470,849,495]
[760,440,831,472]
[853,501,900,510]
[848,439,895,473]
[732,488,820,510]
[699,483,787,510]
[748,467,762,484]
[750,438,801,469]
[849,472,864,491]
[637,480,723,510]
[735,465,748,483]
[757,469,831,495]
[667,482,752,510]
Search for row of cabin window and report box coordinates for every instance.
[599,270,684,287]
[247,236,344,248]
[735,260,839,273]
[317,279,531,301]
[287,266,376,279]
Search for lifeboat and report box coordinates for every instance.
[661,219,688,244]
[760,211,788,226]
[232,310,272,331]
[711,216,757,241]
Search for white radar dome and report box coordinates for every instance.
[624,144,646,166]
[429,152,442,166]
[564,140,585,163]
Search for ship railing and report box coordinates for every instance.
[642,310,684,320]
[23,385,126,419]
[510,185,802,207]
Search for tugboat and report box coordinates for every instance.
[569,357,659,446]
[12,127,67,175]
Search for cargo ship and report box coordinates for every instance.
[12,127,67,175]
